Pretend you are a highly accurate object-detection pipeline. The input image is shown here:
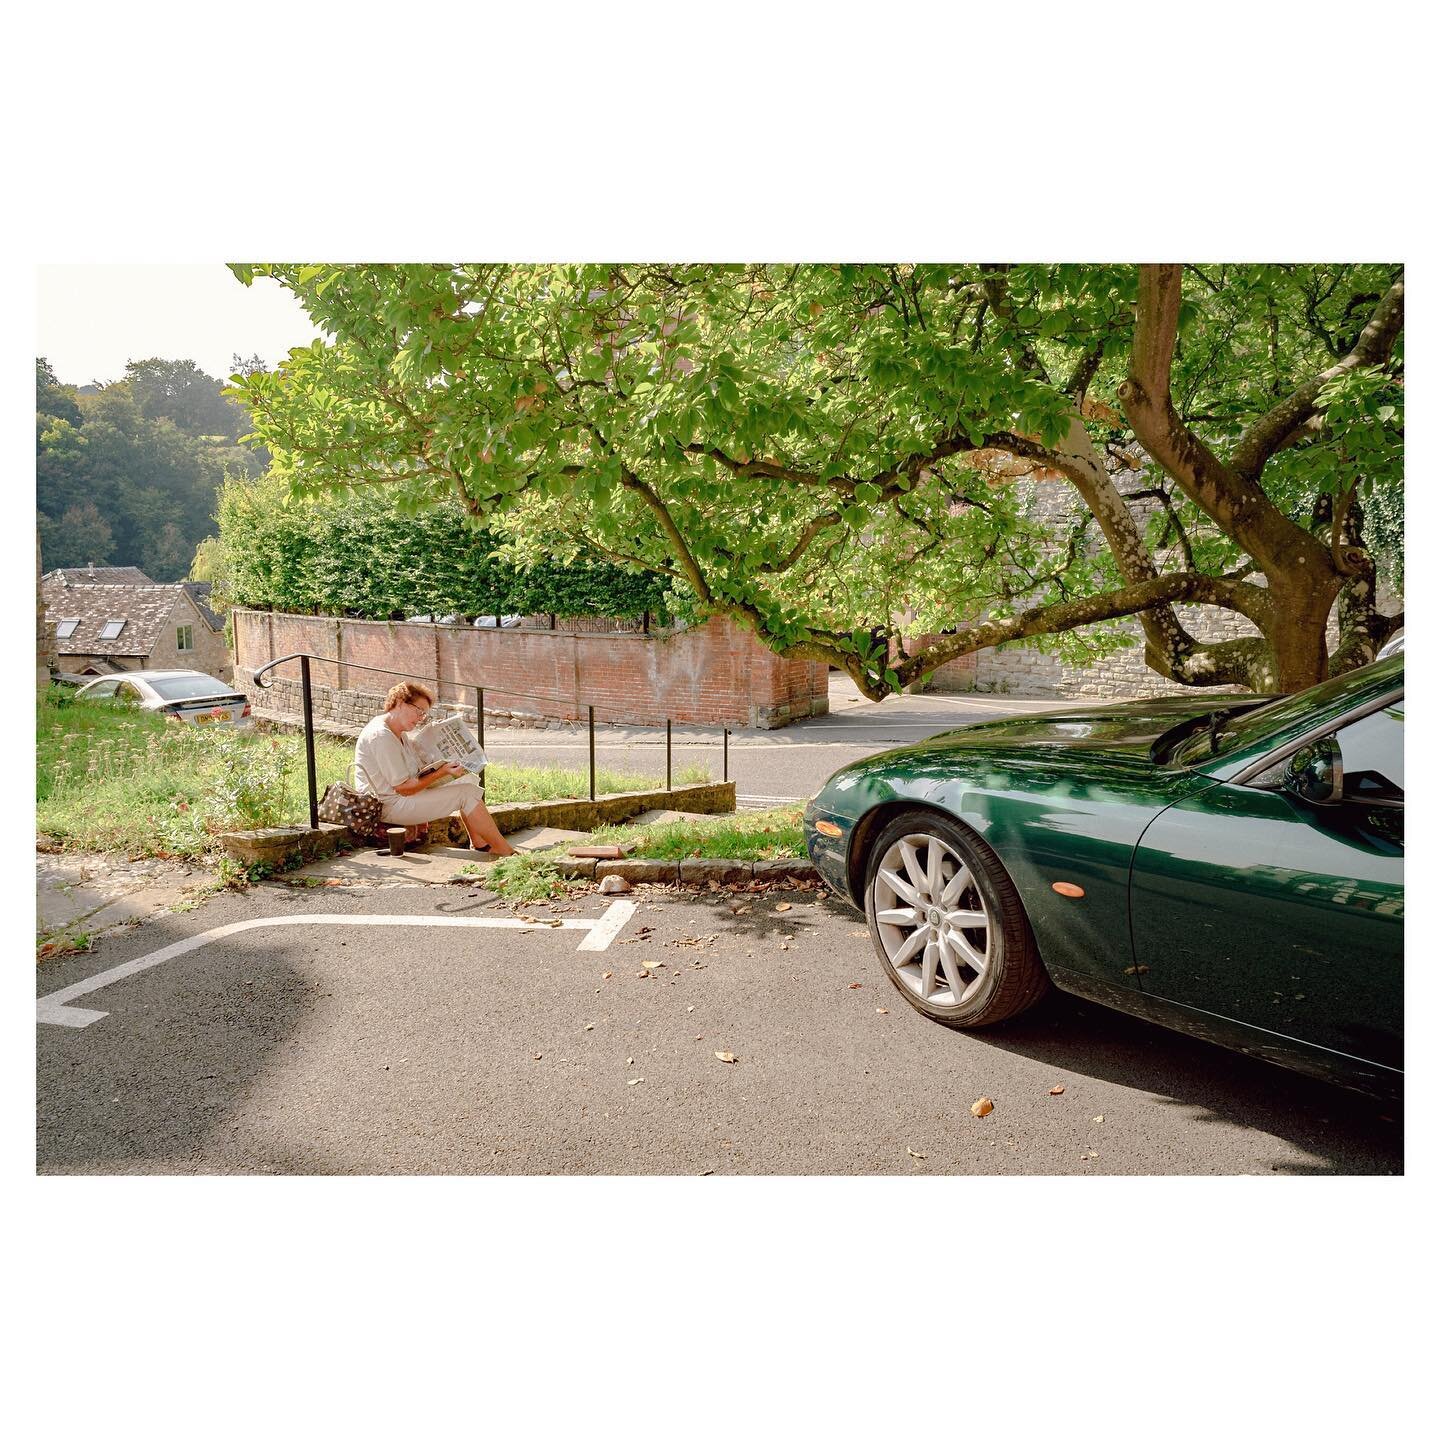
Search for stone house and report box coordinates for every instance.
[40,574,232,682]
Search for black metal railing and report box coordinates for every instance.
[251,651,731,830]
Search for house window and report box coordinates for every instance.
[176,625,194,652]
[55,619,79,639]
[98,619,126,640]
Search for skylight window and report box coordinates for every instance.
[98,619,126,640]
[56,619,79,639]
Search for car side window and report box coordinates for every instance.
[85,679,120,697]
[115,682,143,705]
[1337,699,1403,803]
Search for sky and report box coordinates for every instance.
[36,265,324,388]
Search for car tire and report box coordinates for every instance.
[863,808,1049,1028]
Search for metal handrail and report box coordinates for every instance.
[251,651,730,830]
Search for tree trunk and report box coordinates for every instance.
[1262,580,1339,692]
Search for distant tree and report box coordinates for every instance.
[34,366,265,583]
[40,500,114,569]
[124,357,248,441]
[230,352,268,378]
[36,356,82,426]
[143,521,191,579]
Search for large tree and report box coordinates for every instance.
[226,263,1403,696]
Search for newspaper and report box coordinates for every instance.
[411,715,487,775]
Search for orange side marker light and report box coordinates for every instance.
[1051,881,1086,898]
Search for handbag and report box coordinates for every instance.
[318,781,386,839]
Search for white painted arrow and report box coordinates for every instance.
[36,901,637,1030]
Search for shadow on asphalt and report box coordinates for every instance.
[679,891,1402,1176]
[36,906,316,1174]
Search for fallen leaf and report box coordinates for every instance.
[971,1097,995,1118]
[876,1007,889,1014]
[641,959,664,969]
[1123,964,1150,975]
[714,1051,737,1064]
[1048,1085,1066,1096]
[907,1147,926,1160]
[601,971,613,980]
[627,1078,644,1085]
[584,1024,595,1031]
[848,983,862,989]
[775,902,792,912]
[1093,1115,1105,1124]
[531,1053,543,1061]
[687,1005,695,1012]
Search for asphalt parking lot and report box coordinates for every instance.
[35,876,1401,1176]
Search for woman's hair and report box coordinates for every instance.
[384,681,435,712]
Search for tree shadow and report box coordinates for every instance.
[36,908,316,1174]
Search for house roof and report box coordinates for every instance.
[40,581,193,658]
[44,565,156,586]
[181,581,224,632]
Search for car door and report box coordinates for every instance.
[1127,698,1403,1075]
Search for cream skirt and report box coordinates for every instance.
[379,774,484,825]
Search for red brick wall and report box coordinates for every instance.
[233,611,828,729]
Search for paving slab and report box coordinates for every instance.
[37,854,214,945]
[295,845,488,886]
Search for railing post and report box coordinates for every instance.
[666,718,672,792]
[724,726,729,783]
[588,705,596,803]
[475,685,485,798]
[300,654,318,830]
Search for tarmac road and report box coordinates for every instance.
[36,879,1402,1176]
[481,673,1093,807]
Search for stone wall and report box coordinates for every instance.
[232,610,829,731]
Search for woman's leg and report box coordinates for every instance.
[461,795,516,856]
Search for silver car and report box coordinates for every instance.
[74,669,252,726]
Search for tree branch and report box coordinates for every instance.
[1116,263,1333,580]
[1231,278,1404,483]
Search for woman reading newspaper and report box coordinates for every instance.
[354,682,516,856]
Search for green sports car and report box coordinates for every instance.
[803,654,1403,1097]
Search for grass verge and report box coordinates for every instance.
[590,806,805,860]
[35,687,713,860]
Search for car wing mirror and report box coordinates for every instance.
[1283,735,1344,806]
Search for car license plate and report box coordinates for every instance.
[195,711,232,723]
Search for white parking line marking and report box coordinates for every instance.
[36,902,636,1030]
[575,899,637,951]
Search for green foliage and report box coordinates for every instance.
[201,729,291,829]
[212,471,673,619]
[224,264,1404,687]
[478,854,575,902]
[36,360,267,581]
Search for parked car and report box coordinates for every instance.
[1377,630,1404,660]
[804,655,1403,1097]
[74,669,252,726]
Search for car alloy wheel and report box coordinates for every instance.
[872,833,990,1009]
[863,809,1049,1028]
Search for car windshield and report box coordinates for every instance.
[147,675,230,701]
[1172,657,1403,766]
